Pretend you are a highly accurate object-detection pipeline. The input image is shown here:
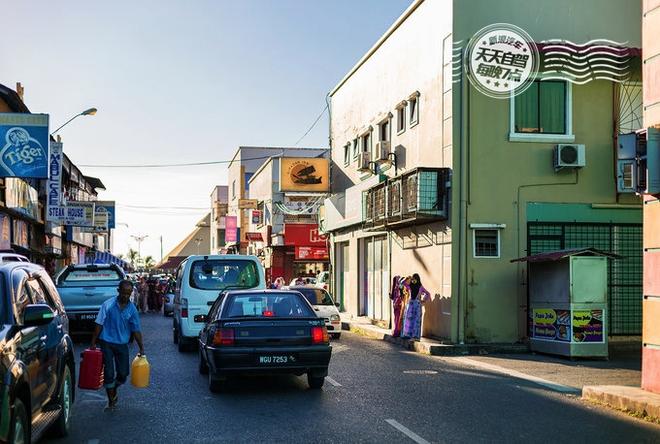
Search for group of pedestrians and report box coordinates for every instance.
[390,273,431,340]
[134,276,172,313]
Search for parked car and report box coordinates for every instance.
[56,263,126,333]
[197,289,332,392]
[315,271,330,291]
[0,252,30,263]
[0,261,75,443]
[288,286,342,339]
[162,279,175,316]
[288,277,316,287]
[173,255,265,352]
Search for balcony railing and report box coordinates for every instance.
[363,167,450,231]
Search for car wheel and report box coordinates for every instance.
[9,398,29,444]
[331,333,341,340]
[177,331,188,353]
[173,324,179,344]
[208,373,226,393]
[198,348,209,375]
[49,364,73,437]
[307,374,325,389]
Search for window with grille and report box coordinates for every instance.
[474,229,500,258]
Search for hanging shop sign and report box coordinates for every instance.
[246,232,263,242]
[46,141,63,222]
[0,113,49,178]
[94,201,116,229]
[48,201,95,227]
[238,199,258,210]
[45,234,62,255]
[284,223,327,246]
[225,216,238,243]
[295,246,329,261]
[279,158,329,192]
[5,178,40,221]
[251,210,263,225]
[0,214,10,250]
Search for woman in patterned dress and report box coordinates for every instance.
[401,273,431,340]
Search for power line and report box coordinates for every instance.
[118,204,208,210]
[79,153,282,169]
[294,103,329,146]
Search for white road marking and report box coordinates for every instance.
[403,370,438,375]
[385,419,431,444]
[449,357,581,394]
[326,376,342,387]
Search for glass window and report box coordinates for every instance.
[514,80,566,134]
[397,106,406,133]
[189,259,259,290]
[409,97,419,125]
[352,139,359,159]
[379,120,390,142]
[361,132,371,155]
[223,292,315,318]
[343,144,351,166]
[57,266,123,286]
[292,287,334,306]
[474,229,500,258]
[13,283,33,323]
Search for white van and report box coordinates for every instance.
[172,255,265,351]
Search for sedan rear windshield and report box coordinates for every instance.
[189,259,259,290]
[293,287,334,306]
[223,292,315,318]
[58,266,123,285]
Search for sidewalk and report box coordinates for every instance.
[342,315,660,422]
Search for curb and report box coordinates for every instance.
[582,385,660,423]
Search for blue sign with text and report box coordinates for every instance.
[0,113,49,178]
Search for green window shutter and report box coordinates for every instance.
[515,82,539,133]
[539,81,566,134]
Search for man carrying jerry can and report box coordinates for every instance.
[90,279,145,408]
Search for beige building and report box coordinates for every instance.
[209,185,228,254]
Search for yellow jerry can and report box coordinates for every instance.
[131,354,150,388]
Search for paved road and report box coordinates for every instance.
[49,313,659,444]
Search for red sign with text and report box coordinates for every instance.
[295,246,329,261]
[284,224,327,246]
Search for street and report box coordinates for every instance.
[51,314,659,444]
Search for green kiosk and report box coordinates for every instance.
[513,248,619,358]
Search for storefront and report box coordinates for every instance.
[284,223,329,281]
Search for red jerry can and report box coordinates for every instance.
[78,348,104,390]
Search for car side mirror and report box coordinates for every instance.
[335,302,340,308]
[22,304,56,327]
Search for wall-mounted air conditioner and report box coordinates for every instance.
[358,151,371,172]
[553,144,586,171]
[375,141,392,162]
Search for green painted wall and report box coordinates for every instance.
[450,0,642,343]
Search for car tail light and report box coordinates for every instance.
[212,328,235,346]
[311,326,329,344]
[181,298,188,318]
[263,310,274,317]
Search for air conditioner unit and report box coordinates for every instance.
[375,141,392,162]
[553,144,586,171]
[358,151,371,172]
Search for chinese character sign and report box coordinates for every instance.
[465,24,539,99]
[0,113,50,178]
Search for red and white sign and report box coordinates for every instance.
[246,232,263,242]
[284,224,327,246]
[295,246,329,261]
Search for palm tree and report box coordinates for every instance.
[127,249,139,269]
[143,255,156,270]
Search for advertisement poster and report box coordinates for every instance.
[251,210,262,225]
[46,141,63,222]
[572,310,604,343]
[0,214,10,250]
[0,113,49,178]
[284,224,327,246]
[532,308,571,342]
[295,246,329,260]
[225,216,237,243]
[279,158,329,192]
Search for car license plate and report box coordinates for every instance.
[79,314,96,320]
[259,355,288,364]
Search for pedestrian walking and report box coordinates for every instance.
[401,273,431,340]
[90,279,145,409]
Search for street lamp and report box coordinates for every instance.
[130,234,148,263]
[194,237,204,255]
[51,107,98,135]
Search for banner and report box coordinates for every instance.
[0,113,49,178]
[572,310,604,343]
[225,216,237,243]
[279,157,329,192]
[48,201,95,227]
[46,141,63,222]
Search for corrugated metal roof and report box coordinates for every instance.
[511,248,622,263]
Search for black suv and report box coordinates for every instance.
[0,262,75,443]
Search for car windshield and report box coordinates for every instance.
[294,287,334,306]
[58,266,123,286]
[189,259,259,290]
[223,292,315,318]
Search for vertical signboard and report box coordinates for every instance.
[0,214,10,250]
[0,113,49,178]
[225,216,237,243]
[46,141,63,222]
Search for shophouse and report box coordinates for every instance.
[226,146,327,255]
[322,0,643,342]
[209,185,228,254]
[247,154,330,283]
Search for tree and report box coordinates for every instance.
[143,255,156,270]
[127,249,139,269]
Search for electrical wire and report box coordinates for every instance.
[117,204,209,210]
[294,103,329,146]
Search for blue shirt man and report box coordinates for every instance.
[91,279,144,408]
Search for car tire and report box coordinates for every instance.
[208,373,226,393]
[177,331,188,353]
[49,364,73,437]
[173,324,179,344]
[198,348,209,375]
[331,333,341,340]
[307,374,325,389]
[9,398,29,444]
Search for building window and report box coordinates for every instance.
[473,229,500,258]
[361,131,371,158]
[513,80,569,135]
[379,119,390,142]
[352,138,359,159]
[231,180,236,199]
[396,105,406,134]
[343,143,351,166]
[409,92,420,127]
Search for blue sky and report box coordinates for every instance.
[1,0,412,260]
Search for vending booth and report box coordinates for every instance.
[512,248,620,358]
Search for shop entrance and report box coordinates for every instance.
[363,236,390,323]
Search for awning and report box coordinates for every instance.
[87,251,130,270]
[511,248,621,263]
